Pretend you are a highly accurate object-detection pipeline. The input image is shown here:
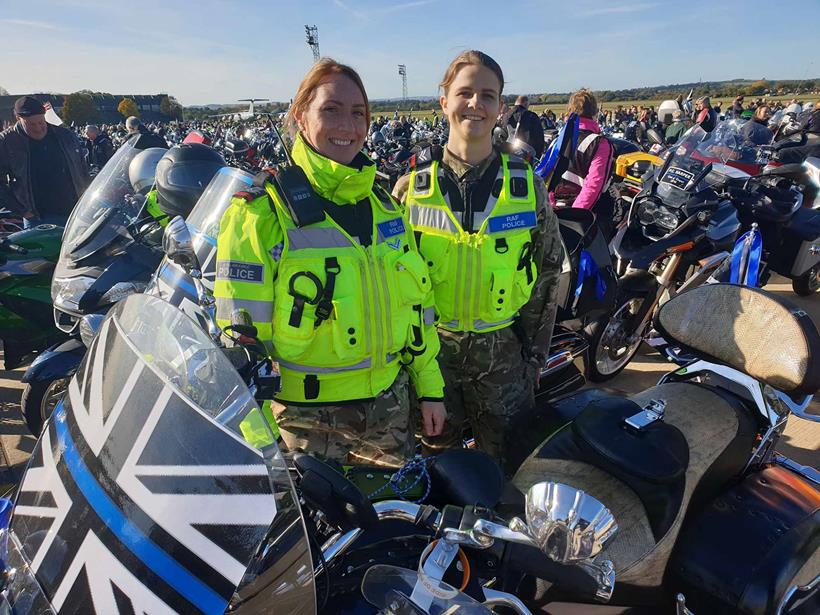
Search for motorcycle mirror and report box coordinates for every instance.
[162,216,199,273]
[525,481,618,564]
[646,129,664,145]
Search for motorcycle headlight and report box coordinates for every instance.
[99,281,147,306]
[52,276,95,312]
[637,200,658,225]
[654,205,680,231]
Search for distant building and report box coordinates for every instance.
[0,93,173,126]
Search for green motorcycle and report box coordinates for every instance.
[0,224,65,369]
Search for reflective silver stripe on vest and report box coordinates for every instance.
[215,296,272,323]
[473,316,516,331]
[408,204,457,233]
[276,353,398,374]
[423,306,436,326]
[562,170,585,187]
[472,164,506,229]
[287,227,351,251]
[440,319,458,329]
[577,133,599,154]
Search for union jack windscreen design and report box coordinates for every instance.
[11,310,278,614]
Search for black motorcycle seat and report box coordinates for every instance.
[428,448,505,509]
[571,397,689,485]
[785,206,820,241]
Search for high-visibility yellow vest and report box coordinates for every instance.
[214,136,443,404]
[405,153,538,333]
[144,190,168,227]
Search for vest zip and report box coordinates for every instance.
[453,240,465,329]
[366,247,386,369]
[375,258,394,356]
[462,237,473,330]
[472,236,482,326]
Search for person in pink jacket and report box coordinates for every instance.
[551,88,616,235]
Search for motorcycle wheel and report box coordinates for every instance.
[585,294,647,382]
[792,265,820,296]
[21,377,70,435]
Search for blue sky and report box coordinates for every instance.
[0,0,817,106]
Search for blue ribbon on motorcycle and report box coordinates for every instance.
[575,250,607,301]
[729,227,763,287]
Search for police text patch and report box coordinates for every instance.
[377,218,406,240]
[216,260,265,284]
[487,211,537,233]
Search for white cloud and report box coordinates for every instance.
[0,19,59,30]
[580,3,658,17]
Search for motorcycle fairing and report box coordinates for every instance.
[10,297,279,614]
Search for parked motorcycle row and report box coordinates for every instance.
[0,105,817,614]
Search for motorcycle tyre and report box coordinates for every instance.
[584,293,647,382]
[792,265,820,296]
[21,377,69,436]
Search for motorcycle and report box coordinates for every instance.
[0,225,65,371]
[589,125,744,380]
[19,139,167,434]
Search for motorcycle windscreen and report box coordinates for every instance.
[147,167,254,324]
[9,294,316,614]
[58,138,143,268]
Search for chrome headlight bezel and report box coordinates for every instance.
[52,275,95,313]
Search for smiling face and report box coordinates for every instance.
[440,64,501,146]
[296,73,368,165]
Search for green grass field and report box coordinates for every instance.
[400,94,820,121]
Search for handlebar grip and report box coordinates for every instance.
[504,542,600,597]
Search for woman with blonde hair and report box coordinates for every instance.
[214,58,446,466]
[394,50,563,472]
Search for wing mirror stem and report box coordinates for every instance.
[162,216,223,344]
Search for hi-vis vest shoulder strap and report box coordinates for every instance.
[405,153,538,334]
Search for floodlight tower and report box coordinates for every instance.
[305,25,320,62]
[398,64,407,102]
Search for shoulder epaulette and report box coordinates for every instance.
[233,185,269,203]
[409,144,443,169]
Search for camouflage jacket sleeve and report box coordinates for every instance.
[519,175,563,360]
[213,189,284,353]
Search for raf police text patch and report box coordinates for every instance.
[378,218,406,241]
[216,260,265,284]
[487,211,537,233]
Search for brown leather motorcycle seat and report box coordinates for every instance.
[655,284,820,396]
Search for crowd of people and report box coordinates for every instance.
[2,57,820,476]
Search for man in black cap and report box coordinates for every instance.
[0,96,90,227]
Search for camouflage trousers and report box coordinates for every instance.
[422,325,537,471]
[272,370,413,468]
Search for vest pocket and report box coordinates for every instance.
[329,296,368,363]
[512,254,537,308]
[394,251,431,305]
[272,298,316,361]
[486,268,516,320]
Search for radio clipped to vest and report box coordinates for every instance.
[257,165,326,228]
